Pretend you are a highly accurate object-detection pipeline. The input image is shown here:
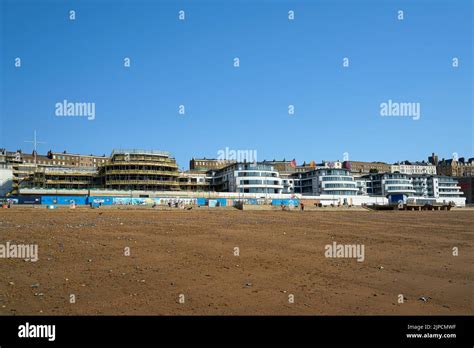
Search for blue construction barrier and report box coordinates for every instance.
[41,196,87,205]
[18,195,302,207]
[195,198,205,206]
[271,199,299,206]
[88,196,115,205]
[196,198,227,207]
[18,196,41,204]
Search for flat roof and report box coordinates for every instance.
[111,149,171,157]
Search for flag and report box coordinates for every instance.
[290,159,297,168]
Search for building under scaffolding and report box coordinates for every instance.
[100,149,180,191]
[178,172,210,191]
[29,167,98,190]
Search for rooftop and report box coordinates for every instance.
[111,149,171,157]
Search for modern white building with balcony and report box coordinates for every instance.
[209,163,283,194]
[362,173,465,206]
[293,168,358,196]
[363,173,416,203]
[411,175,464,202]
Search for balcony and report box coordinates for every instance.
[106,180,180,186]
[105,169,179,176]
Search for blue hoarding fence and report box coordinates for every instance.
[16,195,299,207]
[41,196,87,205]
[271,199,299,207]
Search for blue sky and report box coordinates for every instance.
[0,0,472,169]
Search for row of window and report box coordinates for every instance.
[239,180,281,186]
[320,176,353,182]
[53,154,106,163]
[323,183,357,188]
[238,188,280,193]
[237,172,278,178]
[385,186,414,191]
[23,159,104,166]
[384,180,412,185]
[323,190,357,196]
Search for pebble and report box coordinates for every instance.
[8,282,14,286]
[31,283,40,288]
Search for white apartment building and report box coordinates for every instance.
[391,161,436,175]
[209,163,284,194]
[293,168,358,196]
[411,175,464,199]
[279,173,295,194]
[363,172,416,203]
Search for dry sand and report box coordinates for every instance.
[0,207,472,315]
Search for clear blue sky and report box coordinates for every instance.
[0,0,472,169]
